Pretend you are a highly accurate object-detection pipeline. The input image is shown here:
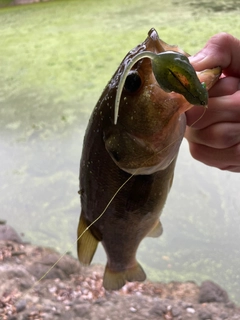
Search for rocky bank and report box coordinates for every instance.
[0,224,240,320]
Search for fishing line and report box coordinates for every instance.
[23,173,135,296]
[189,106,207,128]
[27,169,132,290]
[27,104,206,290]
[16,106,206,306]
[21,56,209,301]
[29,50,210,291]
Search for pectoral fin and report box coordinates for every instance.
[103,261,146,290]
[147,220,163,238]
[77,213,98,265]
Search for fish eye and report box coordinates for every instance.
[124,71,142,93]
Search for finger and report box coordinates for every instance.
[186,90,240,128]
[187,142,240,172]
[189,33,240,77]
[222,165,240,173]
[185,122,240,148]
[209,76,240,97]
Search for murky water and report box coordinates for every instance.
[0,0,240,302]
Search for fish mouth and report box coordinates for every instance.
[114,49,207,125]
[146,29,210,106]
[114,29,221,125]
[147,28,166,53]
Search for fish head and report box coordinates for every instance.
[113,28,182,135]
[104,28,221,174]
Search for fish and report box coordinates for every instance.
[77,28,221,290]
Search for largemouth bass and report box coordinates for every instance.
[77,28,220,290]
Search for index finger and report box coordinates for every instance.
[189,32,240,77]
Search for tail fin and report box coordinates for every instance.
[103,262,146,290]
[77,214,98,265]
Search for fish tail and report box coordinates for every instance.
[77,213,98,265]
[103,262,146,290]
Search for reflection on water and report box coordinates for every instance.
[1,0,240,303]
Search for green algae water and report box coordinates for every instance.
[0,0,240,302]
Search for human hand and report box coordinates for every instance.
[185,32,240,172]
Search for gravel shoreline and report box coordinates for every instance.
[0,224,240,320]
